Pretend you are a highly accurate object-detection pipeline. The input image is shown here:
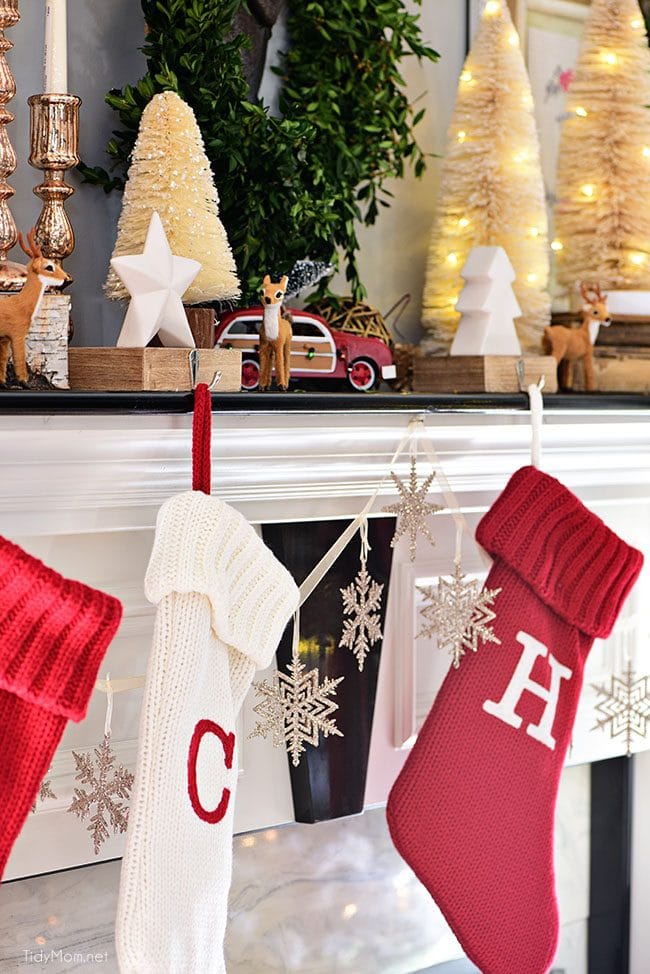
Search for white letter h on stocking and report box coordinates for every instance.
[483,631,573,750]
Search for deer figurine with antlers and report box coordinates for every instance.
[542,282,611,392]
[0,229,71,385]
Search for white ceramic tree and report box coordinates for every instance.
[450,246,522,356]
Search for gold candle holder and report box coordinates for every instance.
[28,92,81,261]
[0,0,25,290]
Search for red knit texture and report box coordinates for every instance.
[0,536,122,879]
[192,382,212,495]
[387,466,643,974]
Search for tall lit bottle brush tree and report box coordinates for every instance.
[106,90,240,305]
[554,0,650,295]
[421,0,550,352]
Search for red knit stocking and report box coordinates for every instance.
[387,466,643,974]
[0,537,122,878]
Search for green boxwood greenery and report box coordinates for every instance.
[80,0,439,304]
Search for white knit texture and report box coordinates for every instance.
[116,492,298,973]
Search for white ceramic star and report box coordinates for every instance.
[111,211,200,348]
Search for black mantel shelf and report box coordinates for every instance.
[0,390,648,414]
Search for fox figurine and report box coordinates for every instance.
[259,274,293,391]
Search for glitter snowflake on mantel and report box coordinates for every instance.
[67,735,134,854]
[249,647,343,767]
[382,457,443,561]
[418,563,502,668]
[340,567,384,672]
[591,662,650,756]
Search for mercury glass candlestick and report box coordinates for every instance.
[28,92,80,261]
[0,0,25,291]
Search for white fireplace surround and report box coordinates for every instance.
[2,400,650,974]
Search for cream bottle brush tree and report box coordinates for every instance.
[554,0,650,293]
[421,0,550,353]
[106,91,240,306]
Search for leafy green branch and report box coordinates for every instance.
[80,0,438,303]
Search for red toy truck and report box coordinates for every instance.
[215,307,396,391]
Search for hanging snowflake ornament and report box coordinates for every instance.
[339,519,384,672]
[382,456,443,561]
[249,639,343,767]
[340,566,384,672]
[67,734,134,854]
[418,562,502,669]
[31,776,57,813]
[591,661,650,756]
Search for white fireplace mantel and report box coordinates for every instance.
[1,404,649,535]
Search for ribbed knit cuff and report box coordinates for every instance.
[476,466,644,638]
[146,491,299,670]
[0,537,123,722]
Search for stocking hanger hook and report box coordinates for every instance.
[516,359,546,395]
[189,349,222,391]
[516,360,545,469]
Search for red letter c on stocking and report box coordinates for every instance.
[187,719,236,824]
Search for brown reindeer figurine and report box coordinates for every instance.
[259,274,293,391]
[0,229,71,385]
[542,282,611,392]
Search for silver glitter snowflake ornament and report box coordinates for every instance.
[382,456,443,561]
[418,563,502,668]
[249,644,343,767]
[591,662,650,756]
[32,776,57,813]
[67,734,134,854]
[340,566,384,672]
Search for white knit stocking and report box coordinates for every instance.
[116,492,298,974]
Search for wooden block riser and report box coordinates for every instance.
[551,312,650,348]
[589,351,650,394]
[412,355,558,394]
[597,326,650,348]
[69,347,242,392]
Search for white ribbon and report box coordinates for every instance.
[527,379,545,470]
[104,674,114,738]
[290,419,416,658]
[359,517,370,567]
[297,419,416,605]
[413,417,492,572]
[96,675,146,695]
